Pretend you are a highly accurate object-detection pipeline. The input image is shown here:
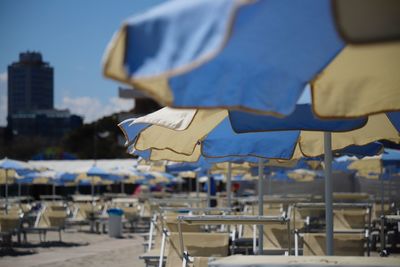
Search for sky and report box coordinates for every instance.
[0,0,165,126]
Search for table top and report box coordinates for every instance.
[208,256,400,267]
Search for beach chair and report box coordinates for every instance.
[139,213,168,267]
[0,213,21,246]
[177,215,291,265]
[293,203,371,256]
[23,207,67,242]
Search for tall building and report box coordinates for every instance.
[8,51,53,115]
[7,52,82,138]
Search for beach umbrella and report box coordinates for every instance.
[103,0,400,118]
[77,165,110,204]
[0,158,35,213]
[19,170,59,201]
[119,108,395,163]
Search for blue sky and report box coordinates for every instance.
[0,0,164,126]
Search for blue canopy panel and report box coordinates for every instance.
[58,172,78,183]
[16,177,34,184]
[382,148,400,169]
[229,104,367,133]
[335,143,384,158]
[123,0,344,115]
[332,161,353,172]
[166,162,202,173]
[124,0,233,76]
[167,0,344,114]
[118,119,150,146]
[0,159,29,171]
[78,180,92,186]
[103,174,124,182]
[87,166,109,177]
[387,112,400,132]
[202,118,300,160]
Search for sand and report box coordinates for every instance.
[0,226,147,267]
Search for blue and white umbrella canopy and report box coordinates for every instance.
[0,158,36,176]
[17,170,58,185]
[119,107,394,163]
[0,158,38,209]
[103,0,400,118]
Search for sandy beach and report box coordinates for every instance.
[0,226,146,267]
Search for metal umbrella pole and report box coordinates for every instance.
[324,132,334,255]
[227,162,232,208]
[207,175,211,207]
[52,181,56,202]
[258,159,264,255]
[5,169,8,214]
[91,177,95,205]
[18,182,21,199]
[121,181,125,194]
[196,174,199,198]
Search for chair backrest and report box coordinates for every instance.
[302,233,365,256]
[333,208,367,230]
[74,202,100,220]
[121,206,139,221]
[166,232,229,267]
[47,205,67,212]
[0,214,20,232]
[262,222,291,250]
[241,221,290,251]
[37,210,67,228]
[372,203,391,221]
[290,206,325,230]
[164,214,203,235]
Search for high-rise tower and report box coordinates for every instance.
[7,51,53,115]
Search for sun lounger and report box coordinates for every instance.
[0,213,21,245]
[22,207,67,242]
[292,203,372,256]
[177,215,291,264]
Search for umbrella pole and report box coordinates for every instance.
[91,177,94,205]
[52,182,56,202]
[227,162,232,208]
[258,159,264,255]
[196,174,199,198]
[5,169,8,214]
[324,132,334,256]
[207,175,211,207]
[18,182,21,199]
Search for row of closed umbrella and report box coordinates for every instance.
[103,0,400,255]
